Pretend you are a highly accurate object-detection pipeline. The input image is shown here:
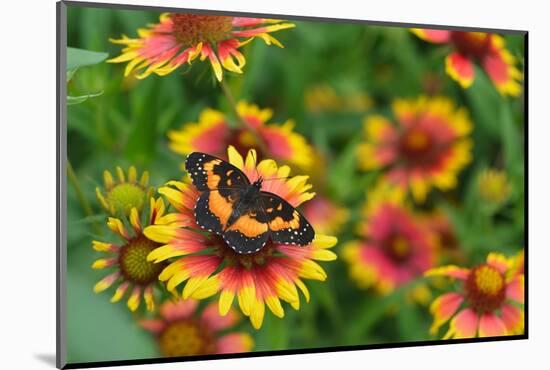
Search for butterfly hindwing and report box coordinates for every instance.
[223,203,270,253]
[195,190,229,233]
[185,152,249,192]
[258,192,315,246]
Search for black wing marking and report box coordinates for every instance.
[220,197,269,254]
[257,192,315,246]
[185,152,249,193]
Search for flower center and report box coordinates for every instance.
[384,234,412,263]
[401,128,431,154]
[465,264,506,312]
[223,128,267,164]
[210,235,275,269]
[107,183,146,215]
[450,32,491,59]
[171,14,234,46]
[119,235,165,285]
[158,320,216,357]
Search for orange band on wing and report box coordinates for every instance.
[203,159,223,189]
[268,211,300,231]
[227,214,268,237]
[208,191,233,228]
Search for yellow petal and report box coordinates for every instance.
[265,295,284,318]
[227,145,245,170]
[103,170,114,189]
[219,290,235,316]
[249,299,265,329]
[182,275,209,299]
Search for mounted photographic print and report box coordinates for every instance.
[56,1,527,368]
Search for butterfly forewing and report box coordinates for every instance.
[186,152,249,234]
[258,192,315,246]
[185,152,249,192]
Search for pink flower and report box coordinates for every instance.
[426,252,524,338]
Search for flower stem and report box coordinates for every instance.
[219,79,270,155]
[67,160,102,234]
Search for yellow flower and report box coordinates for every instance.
[477,168,511,204]
[96,166,152,216]
[144,146,337,329]
[168,101,315,170]
[109,13,294,81]
[357,96,473,202]
[92,198,167,312]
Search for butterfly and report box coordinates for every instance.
[185,152,315,254]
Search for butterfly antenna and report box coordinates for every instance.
[262,176,294,182]
[251,149,261,182]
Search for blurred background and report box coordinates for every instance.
[66,5,525,364]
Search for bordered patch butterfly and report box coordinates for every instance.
[185,152,315,254]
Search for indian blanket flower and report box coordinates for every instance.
[139,299,253,357]
[357,96,473,202]
[477,168,511,204]
[302,195,350,235]
[108,13,295,81]
[144,146,338,329]
[411,29,522,96]
[426,252,524,338]
[96,166,152,216]
[343,181,436,294]
[168,101,314,169]
[92,198,167,312]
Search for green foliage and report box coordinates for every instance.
[65,5,525,363]
[67,47,108,105]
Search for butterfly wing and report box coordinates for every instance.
[258,192,315,246]
[222,201,270,254]
[185,152,250,234]
[185,152,250,191]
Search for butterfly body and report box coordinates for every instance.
[185,152,315,254]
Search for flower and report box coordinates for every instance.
[92,198,167,311]
[139,299,253,357]
[357,96,473,202]
[411,29,522,96]
[342,181,436,294]
[301,195,350,235]
[305,84,372,113]
[477,168,511,204]
[168,101,314,169]
[426,252,524,338]
[144,146,338,329]
[108,13,295,81]
[96,166,152,216]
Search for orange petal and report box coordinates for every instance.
[411,28,451,43]
[501,303,524,335]
[506,275,524,304]
[445,51,474,88]
[444,308,478,339]
[479,313,508,337]
[429,292,464,334]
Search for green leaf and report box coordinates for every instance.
[67,68,78,82]
[67,47,108,71]
[67,91,104,105]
